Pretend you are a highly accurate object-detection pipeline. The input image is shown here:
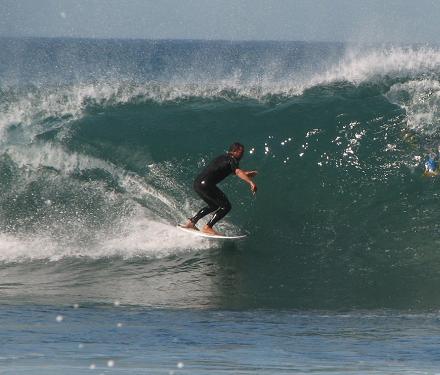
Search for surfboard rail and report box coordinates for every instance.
[177,225,247,239]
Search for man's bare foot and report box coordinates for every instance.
[181,220,199,231]
[202,225,222,236]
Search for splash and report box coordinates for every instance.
[311,45,440,85]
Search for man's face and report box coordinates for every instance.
[232,147,244,160]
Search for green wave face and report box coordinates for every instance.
[1,38,440,309]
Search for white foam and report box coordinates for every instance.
[97,214,213,259]
[386,79,440,134]
[0,233,60,262]
[7,142,113,174]
[0,143,219,262]
[5,142,192,222]
[2,45,440,142]
[304,45,440,135]
[2,45,439,144]
[0,215,213,263]
[310,45,440,86]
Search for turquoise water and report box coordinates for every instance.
[2,37,440,372]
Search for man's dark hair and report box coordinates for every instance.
[229,142,244,153]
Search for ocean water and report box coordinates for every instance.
[2,37,440,373]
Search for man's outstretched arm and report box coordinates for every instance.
[235,168,258,194]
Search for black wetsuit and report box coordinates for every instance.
[190,153,239,227]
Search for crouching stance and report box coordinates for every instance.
[183,142,257,236]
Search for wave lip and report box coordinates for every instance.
[2,44,440,140]
[311,46,440,85]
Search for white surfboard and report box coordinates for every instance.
[177,225,247,239]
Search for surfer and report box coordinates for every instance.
[425,153,437,174]
[424,146,440,176]
[182,142,257,236]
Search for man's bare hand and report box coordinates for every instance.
[250,181,257,194]
[246,170,258,178]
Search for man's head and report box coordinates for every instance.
[228,142,244,160]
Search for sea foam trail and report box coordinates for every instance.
[0,214,212,263]
[0,142,217,262]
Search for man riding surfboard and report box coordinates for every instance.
[182,142,257,236]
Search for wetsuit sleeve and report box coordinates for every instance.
[229,157,239,173]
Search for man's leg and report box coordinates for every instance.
[189,204,218,225]
[182,182,219,229]
[202,187,231,235]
